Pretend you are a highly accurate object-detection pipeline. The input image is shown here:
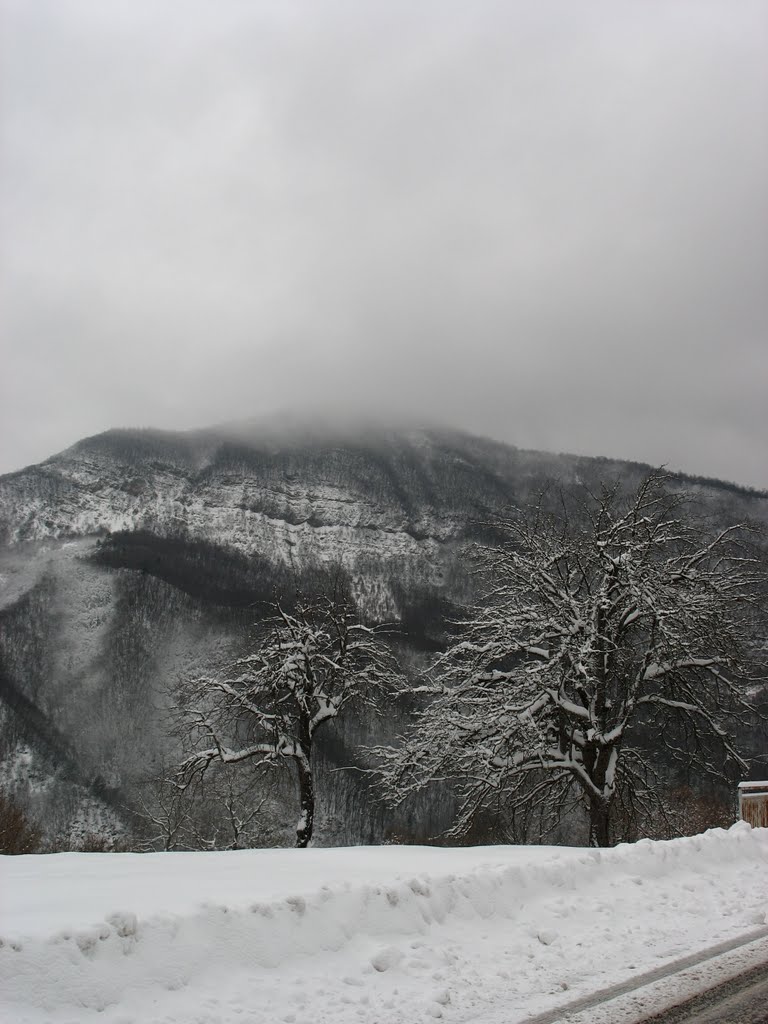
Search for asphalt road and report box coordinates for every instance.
[516,928,768,1024]
[634,960,768,1023]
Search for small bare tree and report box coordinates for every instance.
[376,473,765,847]
[178,595,399,847]
[135,773,192,851]
[135,760,271,852]
[186,764,271,851]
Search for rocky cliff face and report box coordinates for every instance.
[0,422,765,849]
[1,426,496,615]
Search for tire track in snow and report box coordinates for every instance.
[512,928,768,1024]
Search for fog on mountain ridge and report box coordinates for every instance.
[1,1,766,489]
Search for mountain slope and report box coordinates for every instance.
[0,422,765,848]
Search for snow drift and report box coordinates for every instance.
[2,824,768,1024]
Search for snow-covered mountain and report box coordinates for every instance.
[0,420,765,848]
[0,422,613,602]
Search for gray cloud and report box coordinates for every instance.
[2,0,767,486]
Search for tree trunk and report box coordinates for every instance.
[583,742,618,848]
[294,754,315,848]
[588,795,611,848]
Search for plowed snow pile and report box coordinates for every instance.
[2,824,767,1024]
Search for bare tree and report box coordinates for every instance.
[135,759,272,852]
[186,764,271,851]
[178,595,399,847]
[134,766,194,851]
[376,473,765,847]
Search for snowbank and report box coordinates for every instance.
[2,824,767,1024]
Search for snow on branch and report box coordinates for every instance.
[373,471,766,847]
[176,593,403,847]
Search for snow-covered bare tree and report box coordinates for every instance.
[376,473,765,847]
[178,596,399,847]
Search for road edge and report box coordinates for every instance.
[516,926,768,1024]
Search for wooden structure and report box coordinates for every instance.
[738,781,768,827]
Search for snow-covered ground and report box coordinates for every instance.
[2,823,767,1024]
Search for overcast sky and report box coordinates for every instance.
[2,1,767,487]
